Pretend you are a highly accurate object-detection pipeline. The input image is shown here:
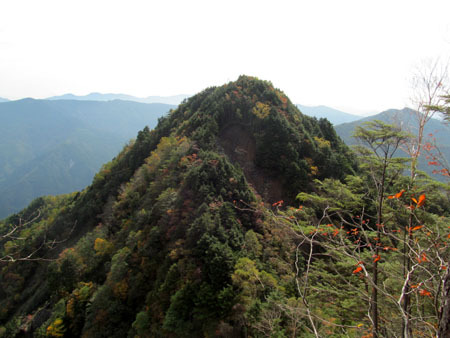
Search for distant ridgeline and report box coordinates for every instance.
[0,76,448,337]
[296,103,363,125]
[0,99,175,218]
[46,93,190,105]
[335,107,450,181]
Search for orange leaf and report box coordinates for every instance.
[411,225,423,231]
[396,189,405,198]
[353,266,363,274]
[388,189,405,199]
[419,289,431,297]
[416,194,426,207]
[373,254,380,263]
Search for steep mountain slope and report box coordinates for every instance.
[47,93,190,105]
[0,76,357,337]
[335,107,450,179]
[296,104,363,124]
[0,99,175,217]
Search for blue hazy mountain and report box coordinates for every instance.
[335,107,450,180]
[0,97,9,102]
[296,104,363,125]
[0,99,175,217]
[47,93,190,105]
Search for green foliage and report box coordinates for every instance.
[132,311,150,337]
[2,76,448,337]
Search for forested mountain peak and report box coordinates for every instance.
[166,75,356,202]
[0,76,357,337]
[1,76,448,337]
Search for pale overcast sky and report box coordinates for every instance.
[0,0,449,115]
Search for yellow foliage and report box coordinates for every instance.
[314,136,331,149]
[94,238,114,256]
[310,165,319,176]
[305,157,319,176]
[46,318,65,337]
[252,102,271,119]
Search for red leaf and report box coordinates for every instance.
[272,200,284,207]
[353,266,363,274]
[422,253,428,262]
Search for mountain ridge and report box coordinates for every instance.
[46,93,190,105]
[335,107,450,179]
[296,103,363,124]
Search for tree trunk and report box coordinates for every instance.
[438,270,450,338]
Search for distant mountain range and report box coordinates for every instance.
[46,93,190,105]
[0,99,175,217]
[335,107,450,180]
[296,104,363,125]
[2,95,447,216]
[0,97,9,103]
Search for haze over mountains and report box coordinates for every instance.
[46,93,190,105]
[3,93,369,124]
[2,92,370,125]
[296,104,364,124]
[1,89,448,218]
[0,99,175,217]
